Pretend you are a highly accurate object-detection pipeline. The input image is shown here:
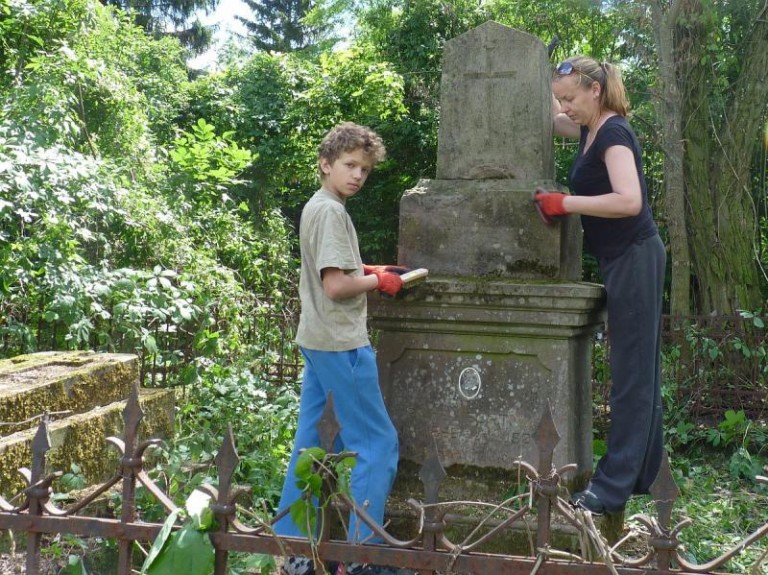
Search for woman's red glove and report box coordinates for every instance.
[533,189,569,224]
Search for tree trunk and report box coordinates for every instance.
[652,0,690,316]
[679,0,768,314]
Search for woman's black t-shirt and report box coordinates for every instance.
[568,115,657,261]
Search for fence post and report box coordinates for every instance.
[318,392,341,549]
[417,440,447,575]
[116,383,144,575]
[649,452,681,570]
[210,425,239,575]
[24,416,52,575]
[533,401,560,551]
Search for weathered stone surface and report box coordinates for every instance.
[370,278,605,472]
[398,179,581,280]
[369,22,607,515]
[0,388,174,497]
[0,351,136,435]
[0,351,175,497]
[436,22,553,181]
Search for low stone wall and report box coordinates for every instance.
[0,351,174,497]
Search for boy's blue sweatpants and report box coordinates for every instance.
[273,345,399,543]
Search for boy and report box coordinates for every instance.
[276,122,411,575]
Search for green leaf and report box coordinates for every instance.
[289,499,317,537]
[145,524,215,575]
[141,508,181,574]
[294,447,325,480]
[143,334,159,354]
[244,553,277,575]
[338,456,357,470]
[185,489,213,531]
[61,555,88,575]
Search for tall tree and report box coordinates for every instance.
[642,0,768,315]
[237,0,327,52]
[100,0,219,53]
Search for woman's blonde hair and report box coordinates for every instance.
[553,56,629,117]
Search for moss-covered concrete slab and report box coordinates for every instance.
[0,351,137,434]
[0,387,175,498]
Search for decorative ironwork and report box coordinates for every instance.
[0,386,766,575]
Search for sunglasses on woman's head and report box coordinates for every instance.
[555,61,596,82]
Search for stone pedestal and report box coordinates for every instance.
[370,278,604,474]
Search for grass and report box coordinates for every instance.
[623,451,768,574]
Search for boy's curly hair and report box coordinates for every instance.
[317,122,386,176]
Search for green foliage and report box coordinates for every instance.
[0,0,298,373]
[289,446,356,538]
[176,364,299,501]
[655,320,768,482]
[59,463,88,493]
[140,491,215,575]
[0,0,93,89]
[169,118,254,208]
[591,320,767,483]
[1,0,190,163]
[41,533,91,574]
[72,5,190,145]
[61,554,89,575]
[102,0,218,54]
[0,121,288,371]
[632,455,768,573]
[238,0,330,53]
[179,45,409,259]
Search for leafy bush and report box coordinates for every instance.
[0,115,297,384]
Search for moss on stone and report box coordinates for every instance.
[0,389,174,498]
[0,352,174,500]
[0,352,138,434]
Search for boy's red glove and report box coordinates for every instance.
[533,189,569,224]
[375,272,403,296]
[363,264,413,296]
[363,264,412,276]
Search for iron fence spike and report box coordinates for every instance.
[215,425,240,502]
[318,391,341,452]
[649,451,679,530]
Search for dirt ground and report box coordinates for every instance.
[0,552,60,575]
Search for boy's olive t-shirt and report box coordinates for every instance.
[295,188,369,352]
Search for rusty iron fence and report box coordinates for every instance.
[660,315,768,421]
[1,383,767,575]
[588,314,768,425]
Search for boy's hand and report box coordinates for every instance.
[375,271,403,297]
[363,264,412,276]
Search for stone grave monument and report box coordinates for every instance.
[368,22,606,506]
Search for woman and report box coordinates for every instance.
[534,56,666,515]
